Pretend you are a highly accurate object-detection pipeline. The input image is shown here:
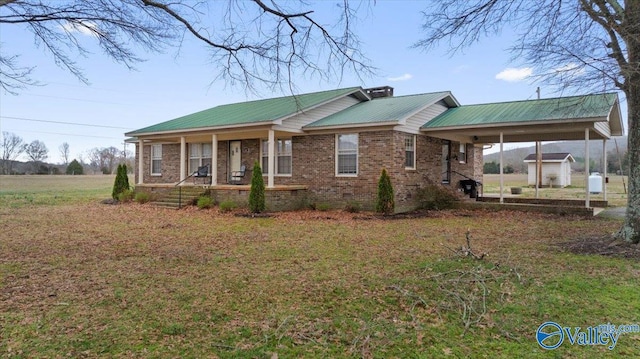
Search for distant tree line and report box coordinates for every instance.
[1,131,132,175]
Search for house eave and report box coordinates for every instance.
[125,120,276,138]
[303,120,400,131]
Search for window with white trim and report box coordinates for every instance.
[336,133,358,175]
[261,139,292,175]
[459,143,467,164]
[405,135,416,169]
[189,143,212,174]
[151,144,162,175]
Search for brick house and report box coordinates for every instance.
[126,86,621,211]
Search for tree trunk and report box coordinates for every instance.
[618,1,640,243]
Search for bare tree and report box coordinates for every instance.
[416,0,640,243]
[1,131,26,174]
[0,0,371,94]
[59,142,70,165]
[87,146,121,174]
[25,139,48,163]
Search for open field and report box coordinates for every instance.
[1,176,639,357]
[482,174,629,207]
[0,175,119,208]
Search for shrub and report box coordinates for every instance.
[316,203,330,211]
[248,160,265,213]
[219,200,237,213]
[376,168,395,214]
[344,201,361,213]
[117,189,135,202]
[197,196,214,209]
[416,185,458,210]
[112,164,130,200]
[134,191,151,204]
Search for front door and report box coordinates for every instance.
[229,141,242,182]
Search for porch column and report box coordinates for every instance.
[603,139,607,201]
[180,136,187,183]
[137,139,144,185]
[268,129,275,188]
[499,132,504,204]
[585,128,590,208]
[211,134,218,186]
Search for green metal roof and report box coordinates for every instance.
[126,87,363,136]
[422,93,618,129]
[304,92,453,128]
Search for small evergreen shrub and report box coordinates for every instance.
[316,203,330,211]
[416,185,458,210]
[376,168,395,214]
[197,196,214,209]
[248,160,265,213]
[117,189,135,202]
[134,191,151,204]
[219,200,237,213]
[112,164,130,200]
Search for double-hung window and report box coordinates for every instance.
[459,143,467,164]
[189,143,212,174]
[261,139,292,175]
[336,134,358,175]
[405,135,416,169]
[151,144,162,175]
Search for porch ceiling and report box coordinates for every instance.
[422,119,614,144]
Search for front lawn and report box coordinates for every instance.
[1,199,638,357]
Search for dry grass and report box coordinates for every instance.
[1,175,638,357]
[482,174,629,206]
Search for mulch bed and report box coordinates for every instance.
[558,235,640,260]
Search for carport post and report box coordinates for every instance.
[603,139,607,201]
[585,128,590,208]
[500,132,504,204]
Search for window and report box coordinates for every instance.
[405,135,416,169]
[151,144,162,175]
[261,139,292,175]
[189,143,212,174]
[336,134,358,175]
[459,143,467,164]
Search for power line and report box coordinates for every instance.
[19,93,135,106]
[1,116,134,130]
[1,128,123,139]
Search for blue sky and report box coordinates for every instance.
[0,1,619,164]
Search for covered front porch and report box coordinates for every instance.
[133,125,300,188]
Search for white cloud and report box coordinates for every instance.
[387,73,413,82]
[60,21,98,36]
[495,67,533,82]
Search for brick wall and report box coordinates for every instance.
[134,132,481,212]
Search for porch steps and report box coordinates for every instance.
[150,186,207,209]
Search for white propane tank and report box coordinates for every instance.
[589,172,603,194]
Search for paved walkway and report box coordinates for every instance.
[597,206,627,219]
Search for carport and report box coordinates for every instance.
[421,93,624,208]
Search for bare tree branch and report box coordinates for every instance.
[0,0,372,94]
